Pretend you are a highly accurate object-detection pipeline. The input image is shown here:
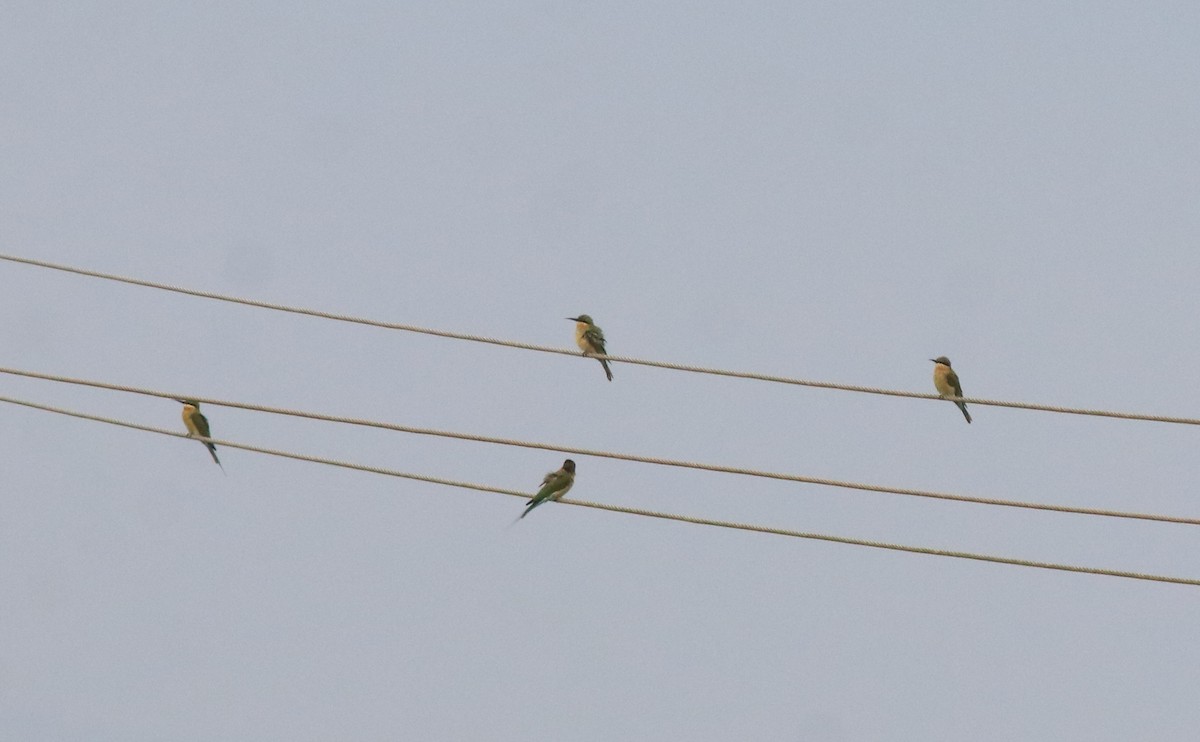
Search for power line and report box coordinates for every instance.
[1,392,1195,588]
[4,252,1198,427]
[4,364,1199,527]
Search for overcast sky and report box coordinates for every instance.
[2,2,1199,740]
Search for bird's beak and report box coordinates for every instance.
[928,358,937,363]
[173,398,186,404]
[566,317,579,322]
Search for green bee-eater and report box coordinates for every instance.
[930,356,971,424]
[567,315,612,381]
[519,459,576,519]
[177,399,225,469]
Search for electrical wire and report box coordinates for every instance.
[1,392,1194,587]
[4,253,1198,426]
[3,364,1198,527]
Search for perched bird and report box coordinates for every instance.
[930,356,972,424]
[567,314,612,381]
[519,459,576,519]
[177,399,225,470]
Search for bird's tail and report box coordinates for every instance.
[956,401,972,424]
[515,496,546,522]
[599,358,613,381]
[205,441,227,473]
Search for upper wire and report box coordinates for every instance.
[3,253,1198,426]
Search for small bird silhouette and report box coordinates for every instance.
[177,399,226,471]
[568,315,612,381]
[930,357,971,424]
[519,459,576,520]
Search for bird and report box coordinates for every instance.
[567,315,612,381]
[930,356,971,423]
[177,399,225,470]
[519,459,576,519]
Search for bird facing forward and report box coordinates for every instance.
[177,399,225,470]
[567,315,612,381]
[930,357,971,424]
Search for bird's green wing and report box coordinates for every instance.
[193,412,212,438]
[584,326,607,353]
[536,472,561,497]
[536,471,572,500]
[948,371,964,397]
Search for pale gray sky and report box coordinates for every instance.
[2,3,1199,740]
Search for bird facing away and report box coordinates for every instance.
[178,399,225,470]
[567,315,612,381]
[930,356,972,424]
[519,459,576,519]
